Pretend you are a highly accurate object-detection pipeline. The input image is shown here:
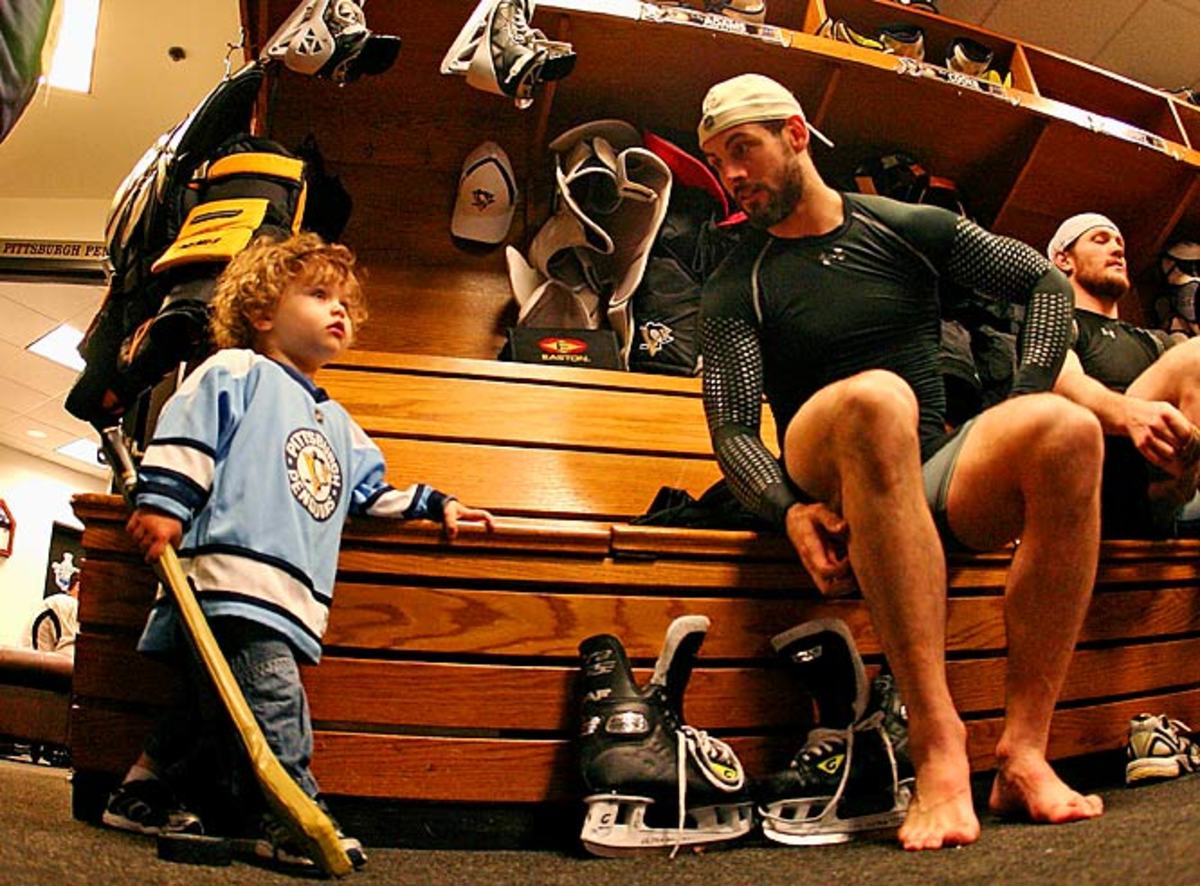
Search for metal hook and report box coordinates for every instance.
[223,27,246,79]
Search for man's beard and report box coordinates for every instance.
[742,154,804,229]
[1076,264,1130,302]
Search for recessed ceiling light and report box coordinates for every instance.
[26,429,48,439]
[46,0,101,94]
[56,437,102,468]
[26,324,85,371]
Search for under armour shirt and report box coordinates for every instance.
[701,192,1073,526]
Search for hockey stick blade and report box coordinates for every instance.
[99,427,353,877]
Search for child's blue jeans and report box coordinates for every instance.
[146,615,320,807]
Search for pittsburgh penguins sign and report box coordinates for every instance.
[284,428,343,521]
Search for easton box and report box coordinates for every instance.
[506,328,622,369]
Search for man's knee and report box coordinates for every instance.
[1015,395,1103,480]
[835,371,920,439]
[1167,337,1200,393]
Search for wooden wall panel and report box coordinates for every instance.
[72,686,1200,802]
[371,437,722,519]
[74,634,1200,734]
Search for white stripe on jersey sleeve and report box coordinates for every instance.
[142,442,216,491]
[364,484,422,518]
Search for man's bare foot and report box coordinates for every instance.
[988,754,1104,823]
[898,762,980,850]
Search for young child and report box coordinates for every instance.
[103,232,494,868]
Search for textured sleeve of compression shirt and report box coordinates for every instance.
[700,277,798,528]
[944,217,1072,395]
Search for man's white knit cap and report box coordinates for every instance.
[697,73,833,148]
[1047,212,1120,260]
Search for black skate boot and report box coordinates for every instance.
[577,615,752,856]
[757,619,913,845]
[449,0,576,108]
[260,0,400,84]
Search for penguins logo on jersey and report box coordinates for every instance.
[638,321,675,357]
[284,428,343,521]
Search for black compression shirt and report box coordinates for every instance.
[1072,309,1166,392]
[700,192,1074,526]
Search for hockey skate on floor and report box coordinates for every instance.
[441,0,576,108]
[757,619,914,845]
[577,615,753,857]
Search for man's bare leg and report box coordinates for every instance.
[1128,338,1200,503]
[784,371,978,850]
[944,395,1105,823]
[1127,335,1200,425]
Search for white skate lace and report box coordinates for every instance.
[670,725,742,858]
[502,1,556,56]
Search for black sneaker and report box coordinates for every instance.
[101,778,204,836]
[255,809,367,870]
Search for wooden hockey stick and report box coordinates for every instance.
[100,427,352,877]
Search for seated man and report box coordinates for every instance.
[697,73,1104,850]
[1047,213,1200,537]
[24,575,80,660]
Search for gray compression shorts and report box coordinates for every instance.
[922,417,977,549]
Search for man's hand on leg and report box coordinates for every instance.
[784,502,856,597]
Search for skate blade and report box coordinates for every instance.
[440,0,497,75]
[581,794,753,857]
[760,810,905,846]
[758,783,912,846]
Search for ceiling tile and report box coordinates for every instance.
[0,295,60,349]
[0,404,19,428]
[0,281,106,323]
[67,303,102,331]
[1095,0,1200,90]
[981,0,1144,62]
[0,379,53,414]
[0,435,46,463]
[0,437,106,478]
[45,449,108,478]
[26,398,96,438]
[0,340,80,396]
[940,0,1000,25]
[0,414,74,451]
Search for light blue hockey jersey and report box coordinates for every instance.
[135,349,450,663]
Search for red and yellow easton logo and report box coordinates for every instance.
[537,337,589,355]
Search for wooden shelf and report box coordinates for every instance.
[245,0,1200,355]
[1171,97,1200,151]
[813,0,1035,93]
[1021,44,1185,145]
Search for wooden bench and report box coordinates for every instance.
[69,350,1200,846]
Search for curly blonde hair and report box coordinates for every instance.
[210,232,367,350]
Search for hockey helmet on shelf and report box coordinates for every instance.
[1160,240,1200,323]
[853,152,928,203]
[879,24,925,60]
